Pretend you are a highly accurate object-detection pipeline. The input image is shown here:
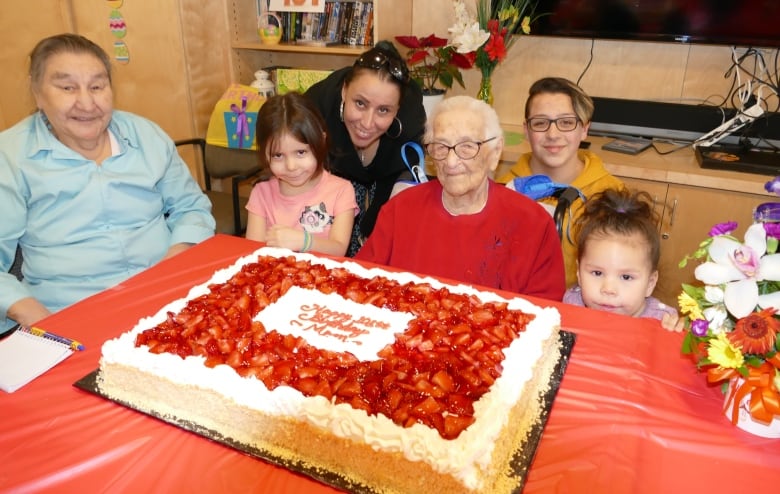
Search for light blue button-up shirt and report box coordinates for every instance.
[0,110,215,331]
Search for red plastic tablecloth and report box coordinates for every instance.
[1,235,778,493]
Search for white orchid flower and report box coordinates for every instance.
[449,22,490,53]
[694,223,780,318]
[448,0,490,53]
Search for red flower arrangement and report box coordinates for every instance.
[448,0,540,103]
[395,34,474,95]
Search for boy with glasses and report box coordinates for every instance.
[499,77,624,288]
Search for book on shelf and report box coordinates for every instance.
[346,1,363,46]
[325,2,342,43]
[270,2,373,47]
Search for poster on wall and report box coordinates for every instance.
[269,0,326,13]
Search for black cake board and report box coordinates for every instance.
[74,331,575,493]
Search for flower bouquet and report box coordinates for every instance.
[394,34,474,95]
[447,0,540,104]
[678,183,780,436]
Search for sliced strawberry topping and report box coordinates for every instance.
[135,255,534,439]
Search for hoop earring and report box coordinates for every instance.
[339,101,344,122]
[385,117,402,138]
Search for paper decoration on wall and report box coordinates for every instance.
[106,1,130,63]
[109,9,127,39]
[113,41,130,64]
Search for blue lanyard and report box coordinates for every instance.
[401,142,428,184]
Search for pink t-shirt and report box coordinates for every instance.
[245,170,357,237]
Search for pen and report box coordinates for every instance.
[26,326,85,351]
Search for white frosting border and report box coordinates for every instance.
[100,247,560,490]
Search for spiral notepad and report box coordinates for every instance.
[0,328,75,393]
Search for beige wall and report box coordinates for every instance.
[413,0,777,127]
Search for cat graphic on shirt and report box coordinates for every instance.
[299,202,333,233]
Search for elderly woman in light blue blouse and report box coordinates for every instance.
[0,34,215,333]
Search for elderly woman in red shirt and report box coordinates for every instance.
[355,96,565,300]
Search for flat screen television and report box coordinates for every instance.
[532,0,780,48]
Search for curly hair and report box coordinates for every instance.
[574,188,661,270]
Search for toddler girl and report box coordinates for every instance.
[246,92,357,256]
[564,188,683,331]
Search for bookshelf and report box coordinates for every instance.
[228,0,413,83]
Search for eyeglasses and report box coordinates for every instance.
[354,50,409,84]
[526,117,581,132]
[426,137,497,160]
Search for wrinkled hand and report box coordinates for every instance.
[265,225,304,251]
[7,297,52,328]
[661,311,685,332]
[161,242,192,260]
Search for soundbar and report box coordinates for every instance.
[589,97,780,148]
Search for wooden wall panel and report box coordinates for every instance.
[178,0,232,138]
[0,0,74,129]
[69,0,193,139]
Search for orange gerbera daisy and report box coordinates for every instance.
[728,308,780,354]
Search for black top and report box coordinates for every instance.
[306,67,426,255]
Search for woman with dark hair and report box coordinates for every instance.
[306,41,426,256]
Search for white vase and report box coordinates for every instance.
[422,92,445,121]
[723,378,780,438]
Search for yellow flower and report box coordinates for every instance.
[498,6,518,23]
[707,332,744,369]
[678,291,703,320]
[520,16,531,34]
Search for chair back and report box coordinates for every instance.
[204,144,264,180]
[9,245,23,281]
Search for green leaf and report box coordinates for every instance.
[439,71,454,90]
[681,332,695,354]
[681,283,704,299]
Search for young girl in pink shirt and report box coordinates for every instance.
[245,92,357,256]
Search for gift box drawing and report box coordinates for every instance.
[206,84,265,150]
